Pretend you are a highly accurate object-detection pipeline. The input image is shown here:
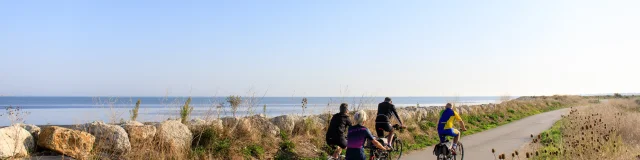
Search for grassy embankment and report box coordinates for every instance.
[185,95,585,159]
[1,95,588,160]
[396,95,584,151]
[519,97,640,160]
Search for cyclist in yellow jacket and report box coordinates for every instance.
[437,103,467,154]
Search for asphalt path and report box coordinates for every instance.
[402,108,570,160]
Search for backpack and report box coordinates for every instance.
[433,143,450,156]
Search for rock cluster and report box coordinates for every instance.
[0,102,498,159]
[0,119,192,159]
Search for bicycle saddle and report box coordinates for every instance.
[378,138,389,145]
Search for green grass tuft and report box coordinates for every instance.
[180,97,193,124]
[130,99,141,121]
[275,131,298,160]
[242,144,265,158]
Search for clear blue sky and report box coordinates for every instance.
[1,0,639,97]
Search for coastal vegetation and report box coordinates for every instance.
[130,99,141,121]
[180,97,194,124]
[226,95,242,117]
[393,95,584,152]
[4,95,639,159]
[517,98,640,160]
[170,95,588,159]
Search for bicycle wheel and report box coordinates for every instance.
[392,139,403,160]
[453,142,464,160]
[370,149,386,160]
[368,142,378,160]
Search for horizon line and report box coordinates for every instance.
[1,93,636,98]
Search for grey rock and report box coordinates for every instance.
[270,115,300,135]
[155,120,192,153]
[84,121,131,157]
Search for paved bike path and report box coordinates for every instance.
[402,108,570,160]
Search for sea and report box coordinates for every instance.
[0,96,505,126]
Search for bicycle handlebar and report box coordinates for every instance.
[392,124,406,130]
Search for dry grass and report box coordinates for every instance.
[521,99,640,160]
[189,117,280,159]
[12,95,590,160]
[499,94,512,103]
[2,106,29,125]
[92,97,127,124]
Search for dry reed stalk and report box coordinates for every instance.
[523,99,640,160]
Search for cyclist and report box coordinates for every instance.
[375,97,404,148]
[346,110,389,160]
[437,103,467,154]
[326,103,353,159]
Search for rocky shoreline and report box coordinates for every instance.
[0,103,500,159]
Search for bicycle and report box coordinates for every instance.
[368,124,405,160]
[327,155,345,160]
[433,131,464,160]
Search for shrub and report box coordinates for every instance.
[242,144,265,158]
[614,93,623,98]
[301,97,308,114]
[419,121,436,130]
[226,95,242,117]
[180,97,193,124]
[212,138,232,157]
[275,132,297,160]
[130,99,141,121]
[263,104,267,115]
[279,132,295,153]
[461,115,476,125]
[192,127,218,147]
[487,113,500,121]
[191,146,207,158]
[190,126,234,158]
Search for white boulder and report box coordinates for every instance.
[0,125,35,159]
[270,115,299,135]
[84,121,131,157]
[155,120,193,154]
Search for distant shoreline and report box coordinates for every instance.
[0,96,505,126]
[0,104,473,127]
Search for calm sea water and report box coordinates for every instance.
[0,96,504,125]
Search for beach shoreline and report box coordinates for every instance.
[0,95,592,159]
[0,96,505,126]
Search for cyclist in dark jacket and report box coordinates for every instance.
[326,103,353,159]
[375,97,404,148]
